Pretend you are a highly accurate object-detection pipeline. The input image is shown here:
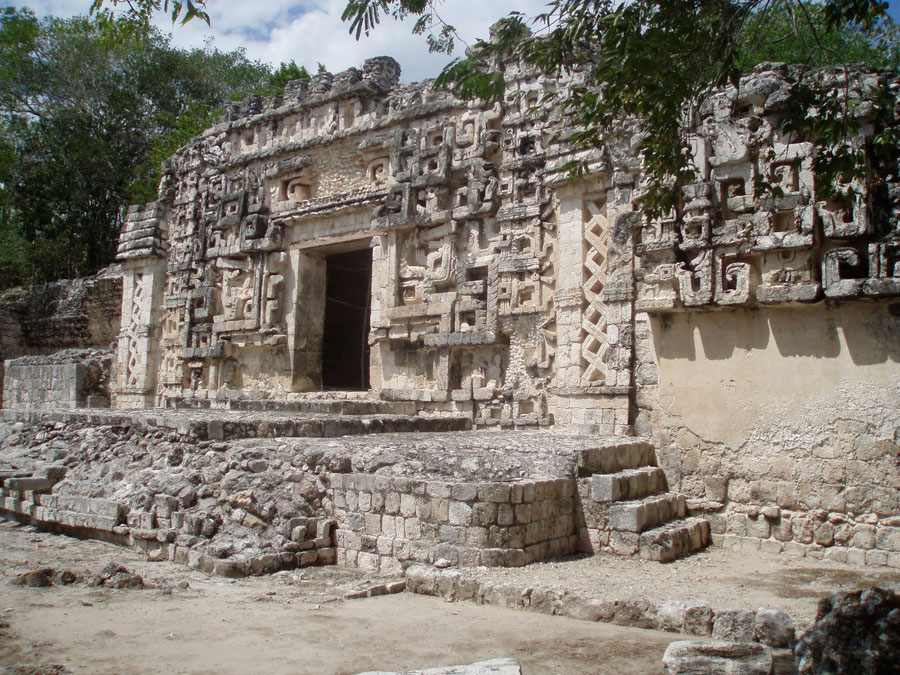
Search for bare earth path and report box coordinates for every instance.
[0,522,673,675]
[454,545,900,631]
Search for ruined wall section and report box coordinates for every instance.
[0,273,122,409]
[3,349,113,410]
[631,64,900,563]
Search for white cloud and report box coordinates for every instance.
[24,0,552,82]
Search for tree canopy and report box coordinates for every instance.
[19,0,900,289]
[0,8,309,289]
[342,0,899,214]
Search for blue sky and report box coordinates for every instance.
[19,1,900,82]
[21,0,552,82]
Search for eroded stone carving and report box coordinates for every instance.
[113,56,899,432]
[635,67,899,313]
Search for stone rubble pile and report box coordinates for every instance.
[0,418,341,576]
[0,416,711,577]
[794,587,900,675]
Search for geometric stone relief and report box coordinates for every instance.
[580,199,610,385]
[635,65,900,314]
[113,52,898,427]
[124,272,146,389]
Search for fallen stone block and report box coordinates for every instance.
[713,609,757,642]
[355,658,523,675]
[663,641,773,675]
[754,607,795,648]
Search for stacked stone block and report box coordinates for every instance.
[3,363,83,409]
[575,439,710,561]
[328,473,578,573]
[3,350,112,410]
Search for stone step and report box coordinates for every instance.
[2,476,57,492]
[168,397,406,416]
[591,467,667,503]
[608,493,687,533]
[1,409,472,441]
[575,439,656,475]
[181,414,472,441]
[638,517,710,563]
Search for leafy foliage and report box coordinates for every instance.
[736,1,900,72]
[266,60,312,94]
[89,0,209,25]
[343,0,899,216]
[0,8,308,288]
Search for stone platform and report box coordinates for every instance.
[0,406,471,441]
[0,413,708,578]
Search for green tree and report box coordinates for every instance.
[736,1,900,71]
[342,0,899,213]
[89,0,209,25]
[0,122,27,289]
[267,60,312,94]
[0,8,289,287]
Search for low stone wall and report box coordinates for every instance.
[3,350,113,410]
[0,273,121,409]
[329,473,577,573]
[406,565,797,649]
[0,482,336,577]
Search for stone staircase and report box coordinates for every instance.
[577,439,709,562]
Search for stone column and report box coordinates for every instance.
[115,261,166,408]
[114,202,168,409]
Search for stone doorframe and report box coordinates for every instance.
[289,239,375,392]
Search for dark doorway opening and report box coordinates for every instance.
[322,248,372,390]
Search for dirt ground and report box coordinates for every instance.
[460,544,900,631]
[0,522,675,675]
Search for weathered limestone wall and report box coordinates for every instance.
[0,273,122,409]
[329,473,577,573]
[3,350,113,410]
[638,302,900,565]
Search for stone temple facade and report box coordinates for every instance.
[114,55,639,431]
[115,57,899,427]
[2,56,900,572]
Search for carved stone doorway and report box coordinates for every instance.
[321,248,372,390]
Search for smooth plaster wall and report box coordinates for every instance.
[637,301,900,561]
[647,302,900,448]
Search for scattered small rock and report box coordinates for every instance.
[13,569,55,588]
[86,562,145,590]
